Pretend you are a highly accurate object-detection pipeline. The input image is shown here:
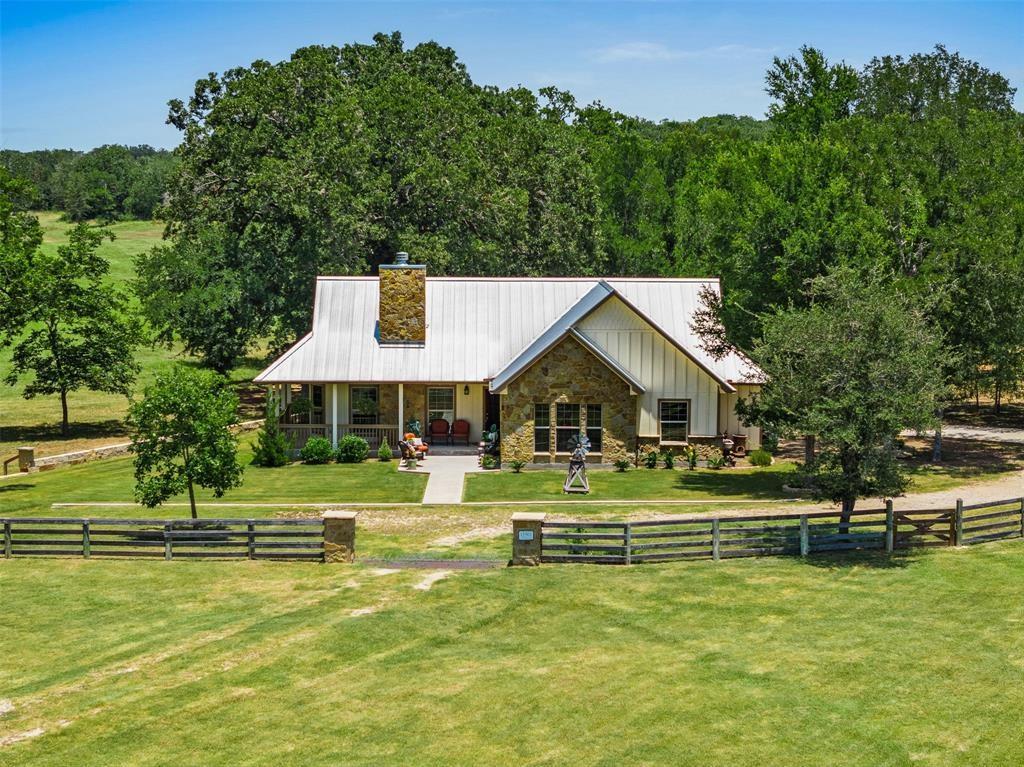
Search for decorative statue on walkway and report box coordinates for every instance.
[563,433,591,494]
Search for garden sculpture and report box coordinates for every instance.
[563,433,591,494]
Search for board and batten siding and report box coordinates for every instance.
[576,297,720,438]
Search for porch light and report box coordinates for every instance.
[464,385,470,396]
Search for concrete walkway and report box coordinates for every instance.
[409,455,483,505]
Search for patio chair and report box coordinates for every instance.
[404,433,429,459]
[428,418,451,445]
[451,419,470,445]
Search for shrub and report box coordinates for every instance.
[509,459,526,473]
[299,436,334,465]
[377,438,393,462]
[613,458,630,472]
[644,449,659,469]
[749,448,773,467]
[685,445,698,470]
[251,392,292,467]
[662,451,675,469]
[481,454,498,470]
[335,434,369,463]
[707,451,726,469]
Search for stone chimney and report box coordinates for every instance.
[378,252,426,344]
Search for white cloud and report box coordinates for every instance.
[595,42,779,63]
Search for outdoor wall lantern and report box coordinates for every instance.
[464,385,470,396]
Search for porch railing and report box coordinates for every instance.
[279,423,399,451]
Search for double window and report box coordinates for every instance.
[534,404,550,452]
[659,400,689,442]
[533,402,604,454]
[350,386,379,424]
[427,387,455,424]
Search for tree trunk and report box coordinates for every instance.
[839,496,856,534]
[994,382,1002,414]
[60,389,69,437]
[932,420,942,463]
[803,435,816,466]
[187,479,197,520]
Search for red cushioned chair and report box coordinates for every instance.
[428,419,451,445]
[451,419,470,445]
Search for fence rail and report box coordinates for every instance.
[0,517,324,561]
[520,497,1024,566]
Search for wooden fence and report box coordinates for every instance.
[0,517,324,561]
[524,497,1024,566]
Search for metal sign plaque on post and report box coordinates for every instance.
[518,529,535,541]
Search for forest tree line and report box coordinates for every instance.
[0,144,176,221]
[3,34,1022,410]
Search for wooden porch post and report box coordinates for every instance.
[398,383,405,436]
[331,384,338,448]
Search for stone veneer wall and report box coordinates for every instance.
[500,336,637,465]
[378,384,399,426]
[378,266,426,343]
[403,384,426,433]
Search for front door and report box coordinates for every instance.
[483,388,501,436]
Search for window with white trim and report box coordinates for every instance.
[556,403,581,453]
[427,387,455,424]
[586,404,603,453]
[534,404,550,452]
[659,400,689,442]
[350,386,379,424]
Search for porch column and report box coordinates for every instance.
[398,383,404,436]
[331,384,338,448]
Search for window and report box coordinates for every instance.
[556,403,581,453]
[287,384,324,424]
[586,404,603,453]
[659,400,689,442]
[427,387,455,424]
[350,386,379,424]
[534,404,550,452]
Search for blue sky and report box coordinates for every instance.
[2,1,1021,150]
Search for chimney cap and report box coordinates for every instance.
[395,251,410,265]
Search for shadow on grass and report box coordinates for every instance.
[0,483,34,493]
[0,420,126,446]
[672,469,790,499]
[799,550,916,571]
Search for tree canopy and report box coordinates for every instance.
[739,270,947,518]
[129,367,244,518]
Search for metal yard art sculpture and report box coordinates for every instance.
[562,433,591,494]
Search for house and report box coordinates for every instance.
[254,253,762,464]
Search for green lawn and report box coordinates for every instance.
[464,458,1018,502]
[0,435,427,516]
[2,543,1022,765]
[0,212,264,459]
[465,464,799,502]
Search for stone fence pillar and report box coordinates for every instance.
[323,510,357,563]
[511,512,545,566]
[18,447,35,473]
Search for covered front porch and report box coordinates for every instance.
[273,382,497,451]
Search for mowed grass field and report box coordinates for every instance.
[0,212,264,459]
[2,543,1022,765]
[0,434,429,514]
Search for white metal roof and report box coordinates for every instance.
[254,276,762,387]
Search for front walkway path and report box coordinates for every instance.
[409,455,483,505]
